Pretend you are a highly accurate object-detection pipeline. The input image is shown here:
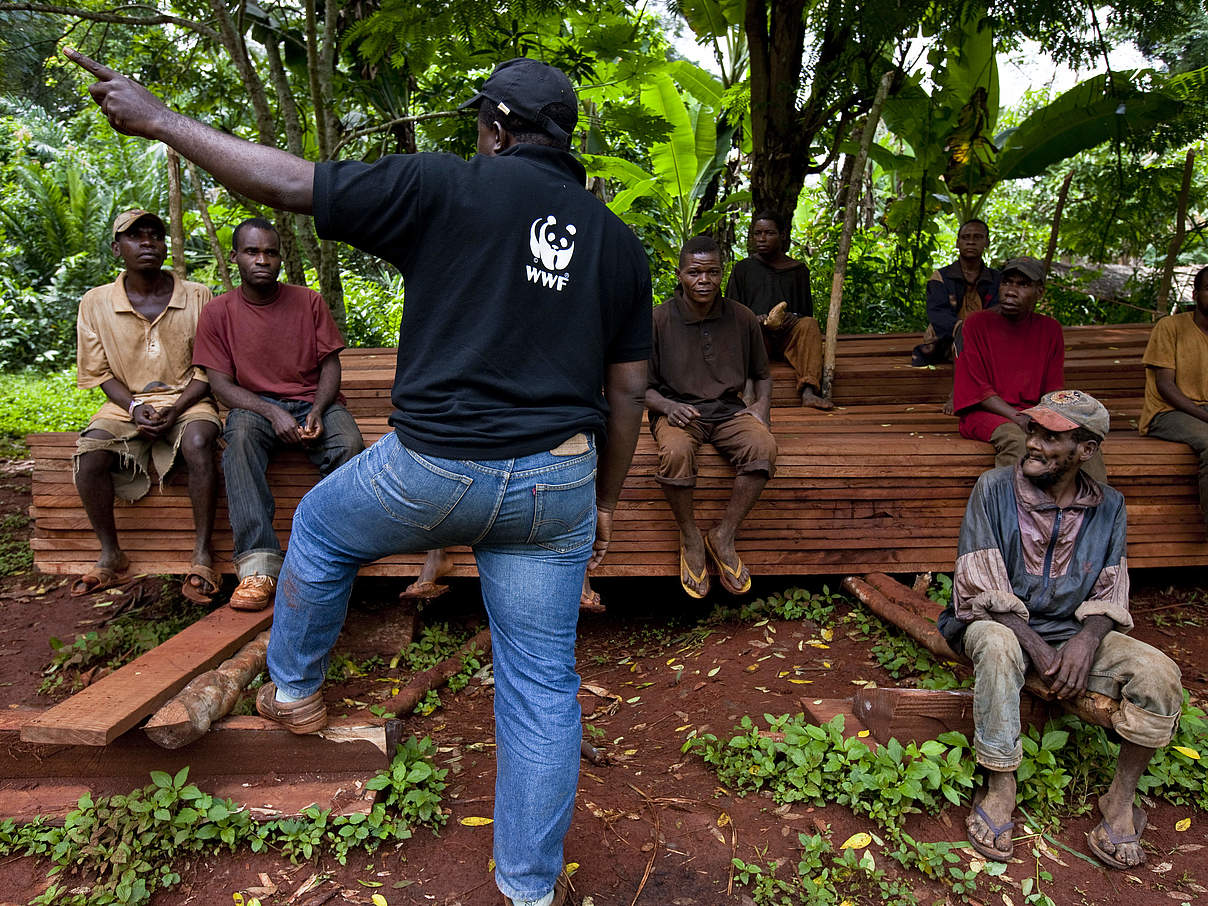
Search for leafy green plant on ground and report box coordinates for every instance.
[686,698,1208,902]
[0,736,446,906]
[710,584,845,627]
[0,368,105,439]
[0,511,32,576]
[39,596,210,695]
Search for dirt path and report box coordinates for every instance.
[1,459,1206,905]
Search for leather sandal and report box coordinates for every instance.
[256,682,327,734]
[399,579,450,601]
[70,553,130,597]
[181,563,219,604]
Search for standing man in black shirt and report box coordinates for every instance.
[725,210,830,409]
[69,51,652,906]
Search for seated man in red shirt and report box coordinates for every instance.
[647,235,777,598]
[193,218,364,610]
[954,256,1107,481]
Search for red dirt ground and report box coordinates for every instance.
[0,457,1206,906]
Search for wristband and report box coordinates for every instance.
[128,399,140,416]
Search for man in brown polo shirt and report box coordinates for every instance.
[647,235,776,598]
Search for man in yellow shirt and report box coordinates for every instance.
[73,210,221,600]
[1138,267,1208,530]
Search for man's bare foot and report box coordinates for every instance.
[942,391,955,416]
[800,386,833,410]
[401,548,455,600]
[966,770,1016,861]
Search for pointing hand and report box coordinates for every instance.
[63,48,170,140]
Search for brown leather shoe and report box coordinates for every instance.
[229,574,276,611]
[256,682,327,734]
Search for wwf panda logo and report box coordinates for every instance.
[529,215,576,271]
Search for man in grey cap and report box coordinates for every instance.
[937,389,1182,871]
[66,49,651,906]
[72,208,221,602]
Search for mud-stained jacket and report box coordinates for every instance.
[937,465,1131,652]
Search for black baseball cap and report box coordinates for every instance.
[460,58,577,144]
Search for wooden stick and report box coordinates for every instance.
[144,631,270,749]
[821,69,894,398]
[383,628,491,717]
[1158,149,1196,316]
[165,146,186,280]
[185,159,234,293]
[1042,170,1074,276]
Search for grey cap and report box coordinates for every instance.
[1002,255,1046,283]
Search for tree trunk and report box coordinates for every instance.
[143,631,270,749]
[1042,170,1074,277]
[1158,149,1196,316]
[821,70,893,397]
[186,159,233,293]
[745,0,808,213]
[165,147,186,279]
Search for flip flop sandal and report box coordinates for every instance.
[70,553,131,597]
[181,563,220,604]
[1086,806,1148,870]
[580,588,606,613]
[679,547,710,599]
[966,801,1015,862]
[703,533,751,595]
[399,579,450,601]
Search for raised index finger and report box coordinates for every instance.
[63,47,119,80]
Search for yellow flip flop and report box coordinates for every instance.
[704,533,751,595]
[679,547,710,599]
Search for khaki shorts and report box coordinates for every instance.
[74,408,220,502]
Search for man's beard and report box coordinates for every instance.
[1023,451,1077,490]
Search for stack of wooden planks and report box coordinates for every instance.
[27,324,1208,578]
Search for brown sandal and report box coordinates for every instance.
[181,563,220,604]
[399,579,450,601]
[70,553,130,597]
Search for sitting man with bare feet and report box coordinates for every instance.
[648,235,776,598]
[193,218,363,611]
[936,390,1182,870]
[73,209,221,601]
[725,210,831,409]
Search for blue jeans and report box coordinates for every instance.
[266,430,596,903]
[222,399,363,579]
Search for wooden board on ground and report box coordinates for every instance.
[20,607,273,746]
[851,687,1050,745]
[0,711,390,820]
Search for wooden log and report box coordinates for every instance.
[384,627,492,717]
[847,573,1119,730]
[144,631,270,749]
[852,687,1050,745]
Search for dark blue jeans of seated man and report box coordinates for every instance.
[222,397,364,579]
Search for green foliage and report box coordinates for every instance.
[0,512,32,577]
[0,740,446,905]
[709,584,845,626]
[0,369,105,439]
[40,599,210,695]
[341,271,405,348]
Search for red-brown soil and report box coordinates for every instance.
[0,457,1205,906]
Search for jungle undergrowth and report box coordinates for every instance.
[0,735,447,906]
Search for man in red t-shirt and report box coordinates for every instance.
[193,218,364,610]
[953,256,1107,481]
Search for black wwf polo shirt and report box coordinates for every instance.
[313,144,652,459]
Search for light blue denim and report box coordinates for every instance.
[222,398,363,579]
[266,430,596,903]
